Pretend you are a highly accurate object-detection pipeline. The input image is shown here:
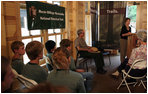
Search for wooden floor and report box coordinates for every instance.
[80,55,147,93]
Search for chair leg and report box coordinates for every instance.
[133,82,138,87]
[140,80,146,89]
[117,74,125,90]
[108,55,111,66]
[117,79,124,90]
[124,79,131,93]
[117,73,131,93]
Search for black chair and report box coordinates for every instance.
[75,47,90,72]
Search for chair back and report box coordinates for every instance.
[12,69,38,89]
[125,59,147,78]
[131,59,147,70]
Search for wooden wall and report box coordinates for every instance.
[1,1,85,59]
[1,1,22,59]
[136,1,147,30]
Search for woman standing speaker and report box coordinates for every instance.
[120,18,132,63]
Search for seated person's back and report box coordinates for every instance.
[22,41,48,83]
[47,47,86,93]
[22,62,48,83]
[48,70,85,93]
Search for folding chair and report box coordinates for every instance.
[12,69,38,89]
[117,59,147,93]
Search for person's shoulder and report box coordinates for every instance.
[12,59,23,63]
[122,25,126,29]
[69,71,83,79]
[24,63,40,69]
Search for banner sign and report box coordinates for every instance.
[26,1,65,30]
[100,8,126,15]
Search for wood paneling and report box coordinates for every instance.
[136,1,147,30]
[2,1,21,59]
[1,2,9,58]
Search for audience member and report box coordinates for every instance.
[47,47,86,93]
[1,56,15,92]
[60,39,94,92]
[22,41,48,83]
[45,40,56,71]
[75,29,106,74]
[11,41,25,74]
[112,30,147,77]
[26,82,70,93]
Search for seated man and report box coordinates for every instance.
[47,47,86,93]
[1,56,15,93]
[60,39,94,92]
[75,29,106,74]
[45,40,56,71]
[11,41,25,74]
[112,30,147,77]
[22,41,48,83]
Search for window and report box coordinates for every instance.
[48,34,62,47]
[47,29,62,48]
[20,2,65,64]
[22,39,31,63]
[48,35,56,42]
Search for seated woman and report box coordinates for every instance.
[47,47,86,93]
[112,30,147,77]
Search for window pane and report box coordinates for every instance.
[20,9,30,36]
[57,35,61,47]
[55,29,61,33]
[47,0,52,4]
[30,30,41,36]
[48,35,56,42]
[33,37,42,42]
[53,1,60,5]
[48,29,54,34]
[22,39,32,64]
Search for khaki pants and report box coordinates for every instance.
[120,39,127,63]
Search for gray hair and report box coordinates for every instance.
[137,30,147,42]
[77,29,84,36]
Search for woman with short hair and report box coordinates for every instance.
[112,30,147,77]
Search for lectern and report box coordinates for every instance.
[126,34,138,58]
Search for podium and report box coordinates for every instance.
[126,34,138,58]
